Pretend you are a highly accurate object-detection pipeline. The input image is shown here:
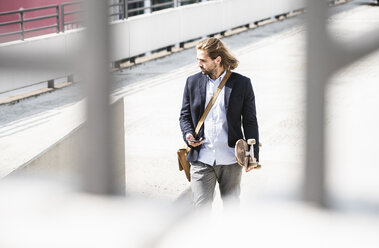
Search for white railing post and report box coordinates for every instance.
[145,0,151,14]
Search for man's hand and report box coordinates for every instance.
[186,133,204,147]
[245,166,255,173]
[245,157,258,173]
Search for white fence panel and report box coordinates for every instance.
[128,9,181,57]
[110,21,131,61]
[179,1,224,42]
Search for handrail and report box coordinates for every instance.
[0,20,22,27]
[23,24,58,34]
[21,5,59,13]
[151,1,175,11]
[0,5,58,16]
[23,14,59,23]
[0,31,22,38]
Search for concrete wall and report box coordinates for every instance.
[0,0,305,93]
[112,0,305,61]
[0,30,83,93]
[10,98,126,194]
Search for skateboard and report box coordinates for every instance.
[235,139,261,170]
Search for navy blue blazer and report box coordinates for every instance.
[179,71,259,162]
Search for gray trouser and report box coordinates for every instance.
[190,161,242,208]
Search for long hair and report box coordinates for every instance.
[196,37,239,70]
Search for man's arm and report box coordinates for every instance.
[242,79,259,161]
[179,79,195,143]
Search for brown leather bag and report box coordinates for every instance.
[177,71,231,182]
[177,146,191,181]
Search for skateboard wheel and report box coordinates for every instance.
[235,139,248,167]
[247,139,256,145]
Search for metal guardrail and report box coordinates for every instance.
[61,2,83,32]
[106,0,202,19]
[0,0,205,43]
[0,5,59,41]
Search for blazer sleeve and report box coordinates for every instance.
[179,78,195,143]
[242,78,260,161]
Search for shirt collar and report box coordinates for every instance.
[207,70,227,83]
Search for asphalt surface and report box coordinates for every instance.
[0,0,378,213]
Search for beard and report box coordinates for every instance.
[200,63,217,75]
[200,67,209,75]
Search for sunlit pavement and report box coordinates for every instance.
[0,1,379,247]
[0,1,378,211]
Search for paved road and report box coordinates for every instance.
[0,0,378,212]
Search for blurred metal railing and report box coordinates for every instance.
[81,0,116,195]
[304,0,379,207]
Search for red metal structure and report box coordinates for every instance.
[0,0,74,43]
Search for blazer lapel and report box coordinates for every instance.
[199,74,207,118]
[224,72,235,113]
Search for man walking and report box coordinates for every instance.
[179,37,259,208]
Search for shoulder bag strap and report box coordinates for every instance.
[194,70,232,136]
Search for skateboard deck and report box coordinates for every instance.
[235,139,261,170]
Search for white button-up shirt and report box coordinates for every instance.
[198,71,236,166]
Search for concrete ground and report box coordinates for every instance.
[0,0,378,214]
[0,2,379,247]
